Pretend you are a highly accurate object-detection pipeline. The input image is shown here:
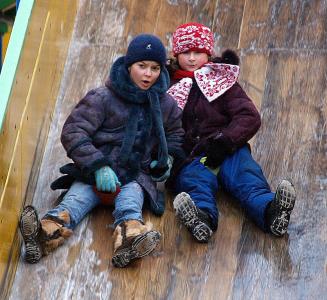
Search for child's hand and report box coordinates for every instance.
[150,156,173,182]
[95,166,121,192]
[205,137,231,169]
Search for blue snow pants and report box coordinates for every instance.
[174,145,274,231]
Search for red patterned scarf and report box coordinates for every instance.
[168,63,240,110]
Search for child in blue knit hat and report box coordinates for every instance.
[19,34,185,268]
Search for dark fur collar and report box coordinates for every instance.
[212,49,239,65]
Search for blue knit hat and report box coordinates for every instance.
[125,34,167,67]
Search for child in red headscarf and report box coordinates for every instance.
[167,23,296,242]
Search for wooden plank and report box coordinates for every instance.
[239,53,268,110]
[185,0,216,26]
[231,1,327,296]
[0,0,37,197]
[8,0,327,299]
[147,0,190,40]
[231,50,327,299]
[212,0,245,51]
[0,0,77,298]
[295,0,327,49]
[238,0,327,51]
[239,0,300,50]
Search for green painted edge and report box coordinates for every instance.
[0,0,35,130]
[0,0,15,11]
[0,21,9,33]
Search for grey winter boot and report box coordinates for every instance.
[112,220,161,268]
[19,206,73,263]
[265,180,296,237]
[173,192,213,243]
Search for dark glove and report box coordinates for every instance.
[150,156,173,182]
[205,135,233,169]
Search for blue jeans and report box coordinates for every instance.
[44,180,144,229]
[175,146,274,230]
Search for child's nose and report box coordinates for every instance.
[144,68,152,76]
[189,52,195,60]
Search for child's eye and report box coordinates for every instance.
[138,63,145,68]
[151,66,160,72]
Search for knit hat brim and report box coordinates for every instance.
[125,34,167,67]
[172,23,214,56]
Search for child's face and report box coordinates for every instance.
[177,51,209,72]
[129,61,161,90]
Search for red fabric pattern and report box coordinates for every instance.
[167,78,193,110]
[173,69,195,80]
[194,63,239,102]
[168,63,240,109]
[173,23,214,56]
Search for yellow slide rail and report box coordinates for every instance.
[0,1,77,297]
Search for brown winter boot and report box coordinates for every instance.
[19,206,73,263]
[40,212,73,255]
[112,220,161,268]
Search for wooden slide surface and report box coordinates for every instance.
[6,0,327,299]
[0,1,77,297]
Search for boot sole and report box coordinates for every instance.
[112,230,161,268]
[270,180,296,236]
[19,206,42,263]
[173,192,212,243]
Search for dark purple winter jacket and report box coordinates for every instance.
[58,82,184,215]
[173,80,261,156]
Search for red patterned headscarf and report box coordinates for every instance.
[172,22,214,56]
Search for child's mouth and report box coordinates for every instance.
[140,80,151,89]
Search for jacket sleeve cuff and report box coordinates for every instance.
[212,132,235,154]
[168,147,187,163]
[82,157,113,176]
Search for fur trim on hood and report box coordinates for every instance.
[212,49,239,66]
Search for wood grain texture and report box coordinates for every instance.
[212,0,245,52]
[8,0,327,299]
[232,50,327,300]
[0,0,77,298]
[239,0,299,50]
